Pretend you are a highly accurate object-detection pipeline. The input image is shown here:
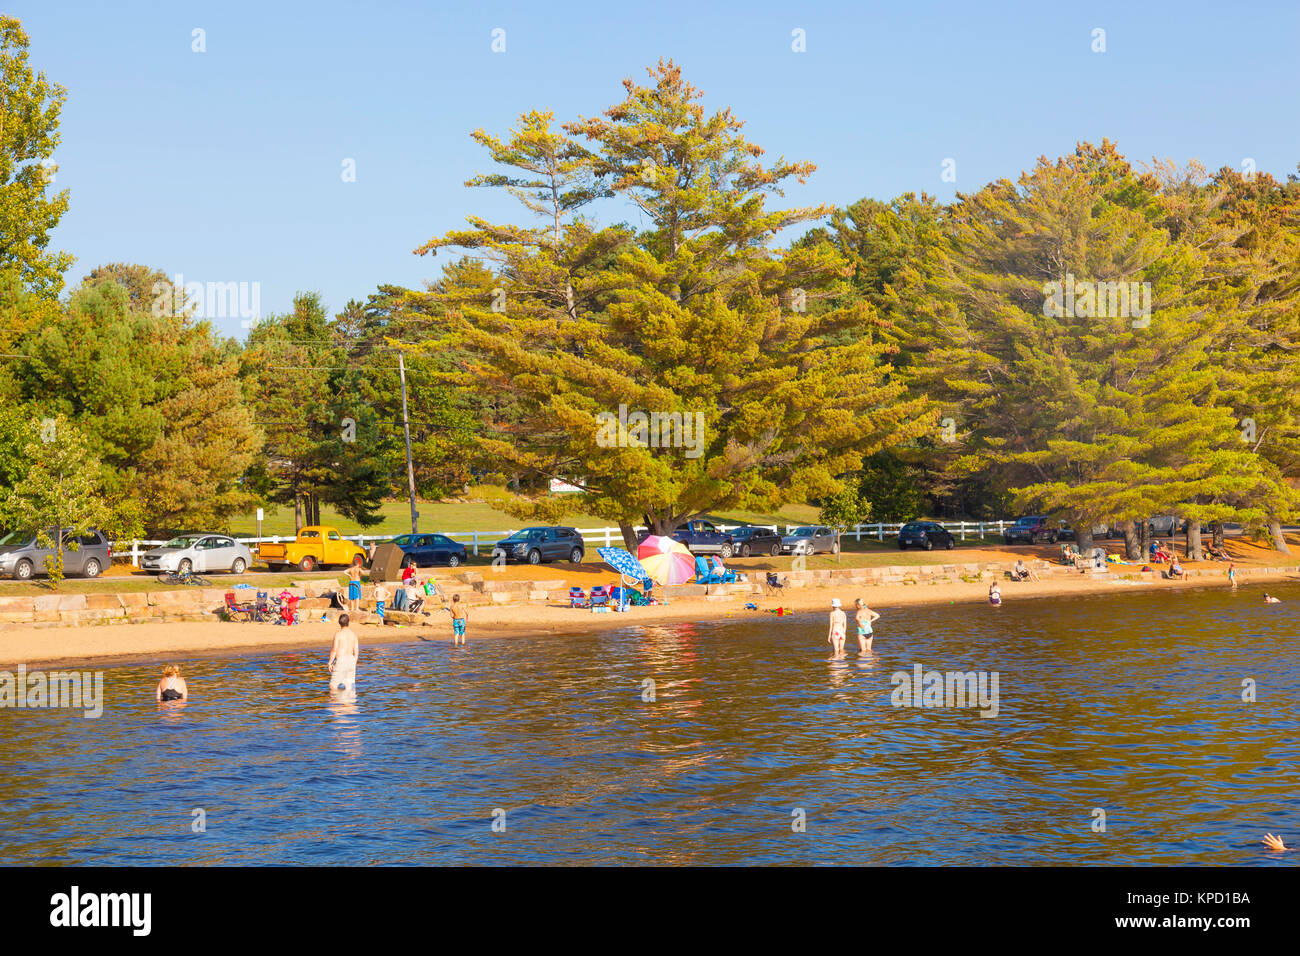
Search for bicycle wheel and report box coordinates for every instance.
[189,575,212,587]
[158,571,179,585]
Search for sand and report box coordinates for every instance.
[1,563,1295,669]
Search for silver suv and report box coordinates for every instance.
[0,529,112,580]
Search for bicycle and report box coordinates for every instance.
[158,568,212,587]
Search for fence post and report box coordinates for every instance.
[472,531,479,556]
[979,521,984,540]
[961,521,967,541]
[605,527,612,547]
[855,524,862,542]
[132,540,140,568]
[877,523,884,542]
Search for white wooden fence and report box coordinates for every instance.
[112,520,1018,567]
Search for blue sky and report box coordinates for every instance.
[14,0,1300,338]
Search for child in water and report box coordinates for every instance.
[854,598,880,652]
[328,613,359,691]
[155,664,188,702]
[989,582,1002,606]
[449,593,468,645]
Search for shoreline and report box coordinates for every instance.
[2,566,1295,671]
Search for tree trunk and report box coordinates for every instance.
[1269,519,1290,554]
[294,491,303,533]
[1076,527,1095,557]
[312,497,321,527]
[1138,520,1149,562]
[619,520,639,552]
[1120,520,1141,560]
[1211,521,1225,549]
[1187,520,1203,562]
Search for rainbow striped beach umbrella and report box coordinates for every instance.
[636,535,697,586]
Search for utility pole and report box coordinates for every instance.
[397,349,419,533]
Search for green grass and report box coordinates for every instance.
[0,570,346,598]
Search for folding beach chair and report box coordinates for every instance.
[224,592,256,621]
[569,586,588,608]
[695,556,723,584]
[589,585,610,608]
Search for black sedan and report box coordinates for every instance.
[728,526,783,557]
[391,532,467,568]
[897,521,955,551]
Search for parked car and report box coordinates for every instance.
[257,525,367,572]
[1148,515,1183,536]
[1003,516,1058,545]
[728,526,783,557]
[391,532,467,568]
[897,521,955,551]
[142,533,252,575]
[491,526,585,565]
[644,518,737,557]
[781,526,840,556]
[0,529,112,580]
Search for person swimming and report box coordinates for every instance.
[1264,593,1281,604]
[155,664,188,702]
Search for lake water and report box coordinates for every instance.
[1,584,1297,865]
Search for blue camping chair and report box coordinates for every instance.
[589,585,610,608]
[568,586,587,608]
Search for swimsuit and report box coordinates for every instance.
[348,582,360,600]
[452,617,466,637]
[376,600,385,619]
[161,688,183,701]
[332,657,357,691]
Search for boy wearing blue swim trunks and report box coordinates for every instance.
[449,593,468,645]
[345,563,363,612]
[854,598,880,652]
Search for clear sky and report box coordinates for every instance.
[13,0,1300,338]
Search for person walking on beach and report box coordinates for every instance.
[1228,562,1238,591]
[854,598,880,652]
[329,614,359,691]
[345,561,363,613]
[449,594,468,645]
[155,664,188,702]
[828,598,847,656]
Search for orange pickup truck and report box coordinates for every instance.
[258,526,367,572]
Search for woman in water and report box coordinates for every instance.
[854,598,880,652]
[827,598,847,656]
[988,582,1002,606]
[155,664,188,702]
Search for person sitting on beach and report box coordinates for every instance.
[328,614,359,691]
[1012,558,1039,582]
[988,582,1002,606]
[1205,543,1229,561]
[1168,555,1186,580]
[1264,593,1281,604]
[854,598,880,653]
[449,594,468,645]
[827,598,847,655]
[155,664,188,702]
[402,562,417,587]
[1150,541,1173,563]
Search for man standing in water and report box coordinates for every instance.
[827,598,847,656]
[329,613,359,691]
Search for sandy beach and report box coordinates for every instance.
[2,562,1295,670]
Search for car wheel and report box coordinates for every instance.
[448,554,460,568]
[82,558,101,578]
[178,558,193,574]
[769,543,780,556]
[831,540,840,554]
[569,547,583,563]
[924,538,934,551]
[14,559,33,580]
[898,541,907,550]
[1049,533,1058,544]
[527,549,541,565]
[740,544,751,557]
[299,556,316,572]
[231,558,247,575]
[719,544,734,559]
[352,554,366,567]
[945,538,955,550]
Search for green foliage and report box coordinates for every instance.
[817,485,869,529]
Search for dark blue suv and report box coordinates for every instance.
[897,521,955,551]
[392,532,467,568]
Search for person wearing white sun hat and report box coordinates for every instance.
[827,598,847,655]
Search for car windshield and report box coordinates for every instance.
[1014,518,1037,527]
[393,534,418,546]
[163,536,202,549]
[789,527,814,537]
[503,530,543,542]
[732,528,754,538]
[0,530,33,547]
[901,523,920,532]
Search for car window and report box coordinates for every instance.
[328,532,340,541]
[77,533,100,546]
[218,538,234,548]
[302,530,320,539]
[394,534,415,547]
[431,535,450,547]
